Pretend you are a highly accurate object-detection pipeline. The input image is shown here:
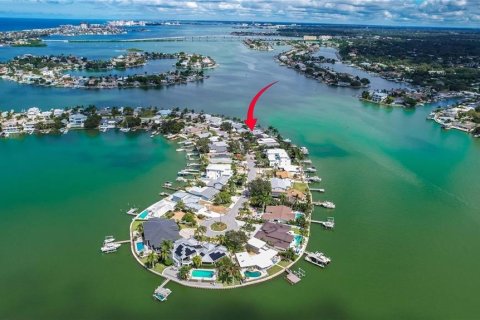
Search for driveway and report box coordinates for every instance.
[201,153,256,237]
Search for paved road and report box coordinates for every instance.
[201,153,256,237]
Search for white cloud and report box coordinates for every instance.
[4,0,480,26]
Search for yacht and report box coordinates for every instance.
[305,167,317,173]
[104,236,115,244]
[305,251,331,268]
[120,127,131,133]
[321,201,336,209]
[300,147,309,155]
[307,176,322,183]
[100,242,120,253]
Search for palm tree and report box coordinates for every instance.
[159,240,173,263]
[217,257,242,284]
[192,255,202,268]
[195,225,207,240]
[215,234,227,246]
[146,251,158,268]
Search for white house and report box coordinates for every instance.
[371,91,388,103]
[266,149,291,168]
[68,113,88,128]
[205,164,233,180]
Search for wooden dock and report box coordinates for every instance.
[114,240,131,244]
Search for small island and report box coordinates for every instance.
[0,105,335,290]
[0,51,216,89]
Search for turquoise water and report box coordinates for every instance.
[191,269,215,278]
[136,242,144,252]
[137,210,148,219]
[295,212,304,220]
[244,271,262,278]
[294,235,303,246]
[1,20,480,320]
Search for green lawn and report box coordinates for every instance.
[266,265,283,276]
[278,260,291,268]
[211,222,227,231]
[131,220,142,232]
[153,263,167,274]
[293,182,308,193]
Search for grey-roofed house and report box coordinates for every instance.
[187,186,219,201]
[209,141,229,154]
[270,178,292,197]
[254,222,293,251]
[173,238,228,266]
[143,218,181,251]
[205,176,230,190]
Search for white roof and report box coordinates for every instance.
[206,164,231,171]
[247,238,266,249]
[235,249,277,269]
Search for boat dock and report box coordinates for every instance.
[153,279,172,302]
[285,268,306,285]
[311,217,335,229]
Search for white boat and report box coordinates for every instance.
[120,127,131,132]
[176,148,185,152]
[321,201,336,209]
[126,208,138,215]
[283,138,291,143]
[305,251,331,268]
[300,147,309,155]
[305,167,317,172]
[307,176,322,183]
[100,242,121,253]
[104,236,115,244]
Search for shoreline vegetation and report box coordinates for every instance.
[0,104,328,289]
[124,108,322,289]
[0,51,216,89]
[242,38,370,89]
[0,22,126,47]
[1,104,327,289]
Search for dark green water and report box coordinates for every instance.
[1,27,480,320]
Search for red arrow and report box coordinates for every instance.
[245,81,278,131]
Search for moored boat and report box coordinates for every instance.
[305,251,331,268]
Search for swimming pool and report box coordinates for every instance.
[294,235,303,246]
[295,212,304,220]
[137,210,148,219]
[135,242,144,252]
[191,269,216,280]
[244,270,262,278]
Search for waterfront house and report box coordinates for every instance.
[235,247,278,270]
[262,205,295,223]
[172,238,227,266]
[2,120,21,134]
[187,186,219,201]
[205,176,230,190]
[254,222,293,251]
[270,178,292,197]
[371,91,388,103]
[266,149,291,168]
[258,137,279,147]
[68,113,87,128]
[205,163,233,180]
[209,141,229,154]
[143,218,181,251]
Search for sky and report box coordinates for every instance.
[0,0,479,27]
